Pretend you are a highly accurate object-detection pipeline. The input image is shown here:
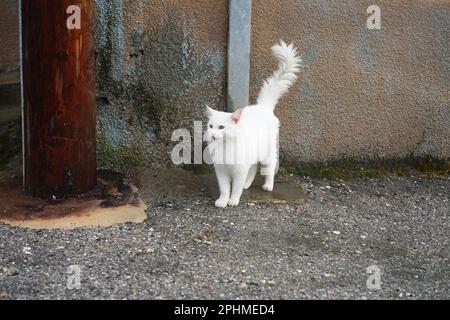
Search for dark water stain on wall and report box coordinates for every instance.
[94,0,227,169]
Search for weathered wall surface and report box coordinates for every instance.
[94,0,228,168]
[0,0,449,169]
[250,0,450,166]
[0,0,19,72]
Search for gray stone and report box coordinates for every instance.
[0,174,448,299]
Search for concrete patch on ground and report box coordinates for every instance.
[137,167,308,205]
[0,171,148,230]
[202,174,308,205]
[0,199,147,230]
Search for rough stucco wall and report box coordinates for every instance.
[0,0,449,169]
[94,0,228,168]
[250,0,450,166]
[0,0,19,72]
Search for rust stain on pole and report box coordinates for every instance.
[21,0,97,198]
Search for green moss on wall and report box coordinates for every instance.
[0,119,21,178]
[280,157,449,180]
[96,127,147,169]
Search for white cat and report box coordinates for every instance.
[205,41,302,208]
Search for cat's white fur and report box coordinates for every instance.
[205,41,302,208]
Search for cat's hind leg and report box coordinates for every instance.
[261,159,277,192]
[262,170,275,191]
[244,164,258,189]
[261,133,278,192]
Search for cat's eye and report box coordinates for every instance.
[219,126,225,130]
[209,125,213,128]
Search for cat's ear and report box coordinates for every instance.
[231,108,243,124]
[205,105,215,117]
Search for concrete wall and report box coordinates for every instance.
[0,0,449,169]
[0,0,19,72]
[250,0,450,166]
[94,0,228,168]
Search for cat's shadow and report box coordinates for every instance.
[202,174,307,205]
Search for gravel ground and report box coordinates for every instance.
[0,174,448,299]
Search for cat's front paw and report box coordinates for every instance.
[215,198,228,208]
[262,184,273,192]
[227,197,240,207]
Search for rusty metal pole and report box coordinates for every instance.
[21,0,97,198]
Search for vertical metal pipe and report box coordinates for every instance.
[227,0,252,112]
[21,0,97,198]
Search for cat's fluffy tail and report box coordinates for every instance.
[257,41,302,112]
